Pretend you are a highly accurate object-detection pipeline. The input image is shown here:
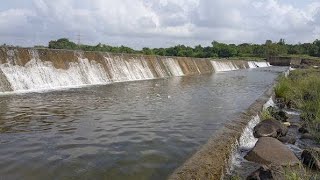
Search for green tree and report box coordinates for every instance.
[48,38,78,49]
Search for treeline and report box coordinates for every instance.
[45,38,320,58]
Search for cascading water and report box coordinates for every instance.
[211,61,239,72]
[0,48,272,93]
[228,115,261,171]
[0,50,111,92]
[163,58,185,76]
[248,61,271,68]
[254,62,271,68]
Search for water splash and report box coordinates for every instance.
[263,97,275,110]
[238,115,260,149]
[227,115,261,172]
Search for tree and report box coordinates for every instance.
[278,38,286,45]
[48,38,78,49]
[212,41,237,58]
[142,47,154,55]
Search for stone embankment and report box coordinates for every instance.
[243,99,320,179]
[267,56,320,68]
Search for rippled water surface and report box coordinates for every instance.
[0,67,285,180]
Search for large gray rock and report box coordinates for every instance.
[301,148,320,170]
[245,137,300,166]
[246,165,284,180]
[277,125,297,144]
[278,136,296,144]
[253,119,288,138]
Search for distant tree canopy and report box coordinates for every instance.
[48,38,78,49]
[45,38,320,59]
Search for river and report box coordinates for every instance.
[0,67,285,180]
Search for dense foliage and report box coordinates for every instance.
[46,38,320,59]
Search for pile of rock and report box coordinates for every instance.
[244,106,320,179]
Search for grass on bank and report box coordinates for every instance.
[260,109,273,120]
[275,68,320,142]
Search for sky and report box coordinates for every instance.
[0,0,320,49]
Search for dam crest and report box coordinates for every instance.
[0,48,270,93]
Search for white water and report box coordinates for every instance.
[0,58,110,92]
[103,56,155,82]
[211,61,239,72]
[254,62,271,68]
[228,97,274,173]
[248,61,258,68]
[248,61,271,68]
[0,49,272,93]
[263,97,275,110]
[163,58,185,76]
[228,115,261,170]
[238,115,260,149]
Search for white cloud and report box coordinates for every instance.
[0,0,319,48]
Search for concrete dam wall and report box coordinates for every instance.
[0,47,270,93]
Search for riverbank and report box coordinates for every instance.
[228,68,320,179]
[170,67,320,179]
[275,68,320,143]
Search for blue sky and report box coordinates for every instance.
[0,0,319,49]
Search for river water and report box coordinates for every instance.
[0,67,285,180]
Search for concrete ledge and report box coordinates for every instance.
[169,84,275,180]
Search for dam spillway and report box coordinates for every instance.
[0,47,270,93]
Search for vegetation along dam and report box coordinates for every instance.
[0,48,285,179]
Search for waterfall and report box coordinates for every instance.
[248,61,271,68]
[0,48,272,93]
[163,58,184,76]
[229,115,261,169]
[238,115,260,149]
[211,61,239,72]
[0,54,110,92]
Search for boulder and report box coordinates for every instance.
[298,126,309,134]
[278,136,296,144]
[245,137,300,166]
[301,148,320,170]
[278,126,297,144]
[253,119,288,138]
[246,165,284,180]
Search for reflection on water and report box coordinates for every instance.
[0,67,285,180]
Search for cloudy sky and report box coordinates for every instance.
[0,0,320,49]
